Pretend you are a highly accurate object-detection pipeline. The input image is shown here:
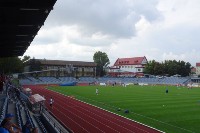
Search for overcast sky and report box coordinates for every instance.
[24,0,200,66]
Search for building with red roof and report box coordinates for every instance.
[191,67,196,74]
[196,63,200,75]
[108,56,148,77]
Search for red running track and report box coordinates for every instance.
[25,85,162,133]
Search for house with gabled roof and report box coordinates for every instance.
[196,63,200,75]
[191,63,200,83]
[108,56,148,77]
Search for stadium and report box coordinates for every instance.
[1,0,200,133]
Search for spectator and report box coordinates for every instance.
[22,120,32,133]
[0,127,9,133]
[22,121,39,133]
[31,127,38,133]
[0,113,22,133]
[15,88,20,99]
[0,74,4,94]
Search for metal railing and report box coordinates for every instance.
[42,109,72,133]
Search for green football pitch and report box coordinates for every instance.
[48,85,200,133]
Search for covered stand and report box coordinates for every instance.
[29,94,45,113]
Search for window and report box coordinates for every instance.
[138,69,141,72]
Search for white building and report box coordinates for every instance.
[196,63,200,75]
[108,56,148,77]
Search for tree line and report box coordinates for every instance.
[0,56,29,74]
[0,56,42,75]
[144,60,191,77]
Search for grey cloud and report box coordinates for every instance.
[150,25,200,54]
[46,0,161,38]
[32,27,64,45]
[69,37,114,47]
[33,35,61,45]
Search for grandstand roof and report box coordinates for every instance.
[114,56,147,66]
[36,59,97,67]
[0,0,57,57]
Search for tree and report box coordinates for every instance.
[144,60,160,75]
[21,55,31,63]
[93,51,110,77]
[29,58,42,72]
[0,57,23,74]
[185,62,191,76]
[144,59,191,76]
[28,58,42,78]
